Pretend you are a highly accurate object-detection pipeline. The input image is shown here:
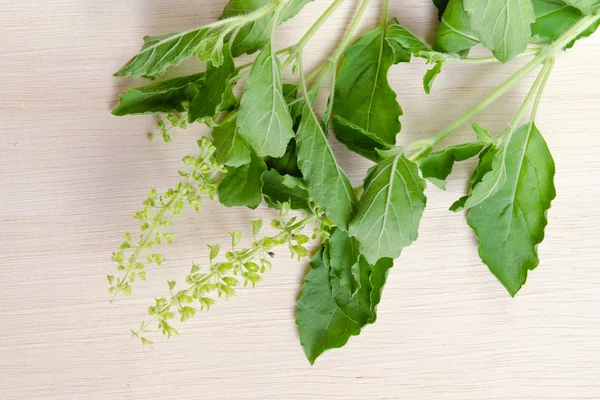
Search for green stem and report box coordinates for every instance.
[458,49,541,64]
[530,58,555,123]
[423,14,599,152]
[330,0,371,63]
[501,59,554,143]
[282,0,347,69]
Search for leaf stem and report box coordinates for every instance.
[330,0,372,64]
[282,0,347,69]
[501,59,554,144]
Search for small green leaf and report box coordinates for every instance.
[265,140,302,177]
[250,219,262,236]
[261,170,311,212]
[332,116,391,162]
[237,44,295,158]
[218,152,267,209]
[463,147,507,209]
[472,123,494,145]
[112,73,204,116]
[208,244,220,260]
[296,104,358,230]
[419,142,484,190]
[468,123,556,296]
[221,0,314,56]
[349,154,427,264]
[423,62,443,94]
[188,46,235,123]
[212,118,252,168]
[463,0,535,63]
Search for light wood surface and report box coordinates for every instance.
[2,1,600,399]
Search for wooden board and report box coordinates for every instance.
[1,1,599,398]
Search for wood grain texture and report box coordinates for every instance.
[1,1,600,398]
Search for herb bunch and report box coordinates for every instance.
[110,0,600,364]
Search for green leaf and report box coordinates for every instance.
[423,62,443,94]
[368,257,394,323]
[562,0,600,14]
[218,151,267,209]
[212,118,252,167]
[463,0,536,63]
[385,22,460,94]
[261,169,311,212]
[532,0,583,43]
[332,116,391,162]
[265,139,302,177]
[188,47,235,123]
[349,154,427,264]
[222,0,314,56]
[434,0,480,54]
[334,23,401,148]
[114,27,228,78]
[386,23,433,55]
[327,229,373,326]
[472,122,494,145]
[112,73,204,116]
[450,145,498,211]
[296,104,358,230]
[467,123,556,296]
[327,229,361,296]
[296,249,361,365]
[419,143,484,189]
[463,147,507,209]
[237,44,295,158]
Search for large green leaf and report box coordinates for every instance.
[420,143,484,189]
[296,104,358,230]
[212,118,252,167]
[434,0,480,54]
[188,47,235,123]
[562,0,600,14]
[237,44,295,158]
[334,24,401,147]
[217,151,267,209]
[114,27,229,78]
[296,249,362,365]
[349,154,427,264]
[261,169,311,212]
[467,123,556,296]
[221,0,314,56]
[112,73,204,116]
[463,0,536,63]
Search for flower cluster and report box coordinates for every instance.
[108,137,224,300]
[131,203,324,344]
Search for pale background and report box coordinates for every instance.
[1,0,600,399]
